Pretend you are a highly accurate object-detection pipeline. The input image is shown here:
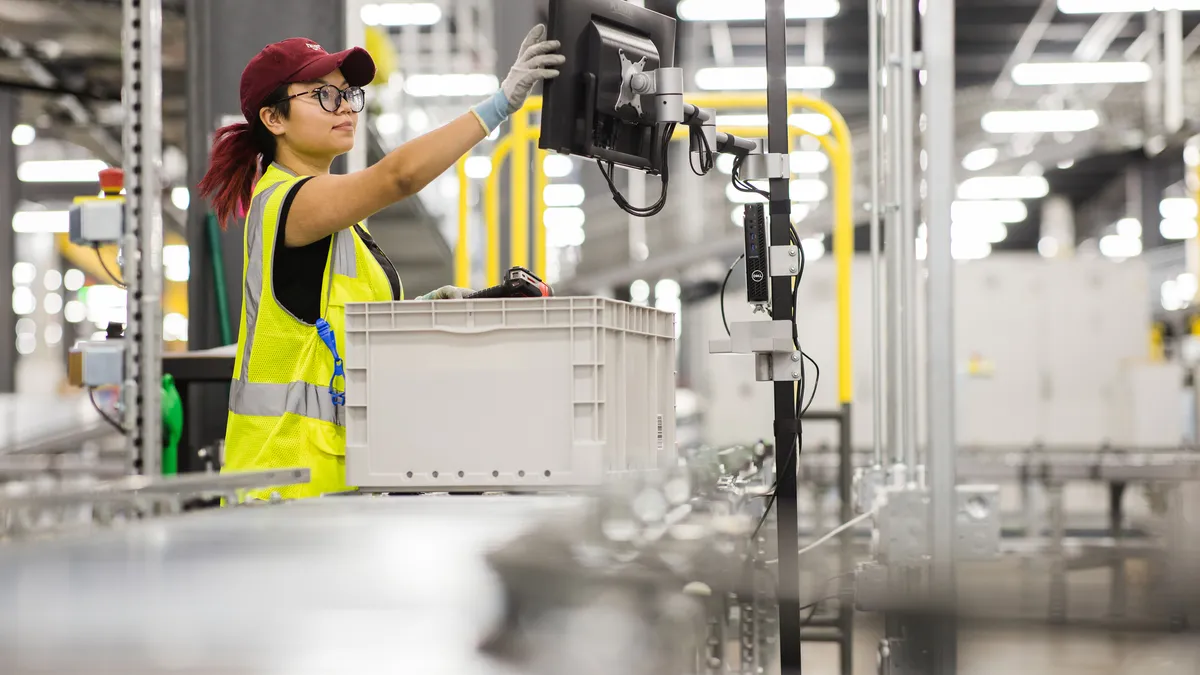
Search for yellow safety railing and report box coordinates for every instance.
[455,93,854,404]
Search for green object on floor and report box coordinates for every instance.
[162,374,183,475]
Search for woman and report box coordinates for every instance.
[198,27,564,499]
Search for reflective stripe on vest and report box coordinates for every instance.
[228,379,345,427]
[229,171,358,427]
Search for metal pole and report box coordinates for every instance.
[899,0,918,473]
[885,0,906,468]
[122,0,164,476]
[764,0,802,670]
[0,90,17,394]
[1165,9,1184,135]
[924,0,958,668]
[868,0,885,468]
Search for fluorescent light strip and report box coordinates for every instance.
[695,66,836,91]
[543,184,585,208]
[1099,234,1143,259]
[13,211,70,233]
[404,73,499,98]
[18,159,109,183]
[361,3,442,26]
[464,156,492,179]
[543,155,574,178]
[981,110,1100,134]
[1012,61,1152,85]
[961,147,998,172]
[1161,218,1199,240]
[951,200,1028,223]
[957,176,1049,200]
[1058,0,1200,12]
[716,113,834,136]
[678,0,840,21]
[1160,197,1198,220]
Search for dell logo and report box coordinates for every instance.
[611,1,634,17]
[751,270,764,283]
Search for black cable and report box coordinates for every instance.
[720,254,745,336]
[801,353,821,414]
[732,154,770,199]
[596,123,676,218]
[800,596,838,626]
[89,388,125,435]
[689,124,715,176]
[94,246,126,288]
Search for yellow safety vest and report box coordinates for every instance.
[222,163,400,499]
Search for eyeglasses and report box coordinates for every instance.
[272,84,366,113]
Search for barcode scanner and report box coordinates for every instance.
[465,267,553,299]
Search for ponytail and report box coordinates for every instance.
[197,84,291,228]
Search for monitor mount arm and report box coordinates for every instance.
[622,65,757,163]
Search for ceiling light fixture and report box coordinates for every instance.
[951,200,1028,223]
[957,176,1050,200]
[1099,233,1143,259]
[981,109,1100,134]
[18,159,108,183]
[543,184,586,208]
[12,211,69,233]
[717,113,833,136]
[360,2,442,26]
[1058,0,1200,13]
[961,147,998,172]
[677,0,840,21]
[1160,197,1198,220]
[694,66,836,91]
[1160,218,1199,240]
[403,73,499,98]
[1011,61,1152,85]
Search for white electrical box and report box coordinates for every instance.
[69,200,123,245]
[343,297,677,492]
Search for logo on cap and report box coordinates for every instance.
[306,43,322,52]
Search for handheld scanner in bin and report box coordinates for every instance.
[466,267,553,299]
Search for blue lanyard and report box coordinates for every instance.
[315,318,345,406]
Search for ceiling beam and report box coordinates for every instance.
[992,0,1060,99]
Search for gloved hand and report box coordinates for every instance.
[420,286,474,300]
[470,24,565,132]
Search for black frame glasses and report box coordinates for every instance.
[272,84,365,113]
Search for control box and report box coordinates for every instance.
[69,200,123,246]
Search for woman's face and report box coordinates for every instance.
[270,68,358,158]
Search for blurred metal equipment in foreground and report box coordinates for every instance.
[0,469,311,538]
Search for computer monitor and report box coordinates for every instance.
[539,0,677,174]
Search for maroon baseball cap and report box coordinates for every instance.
[239,37,376,121]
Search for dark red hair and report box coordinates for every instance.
[197,84,290,228]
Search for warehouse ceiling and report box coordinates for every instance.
[0,0,1198,290]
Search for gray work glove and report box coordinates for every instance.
[500,24,566,113]
[420,286,474,300]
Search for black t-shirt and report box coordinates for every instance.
[273,177,402,324]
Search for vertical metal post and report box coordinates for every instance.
[924,0,957,668]
[885,0,906,468]
[1164,9,1184,135]
[0,90,17,394]
[899,0,918,472]
[868,0,884,468]
[123,0,164,476]
[764,0,802,671]
[837,411,854,675]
